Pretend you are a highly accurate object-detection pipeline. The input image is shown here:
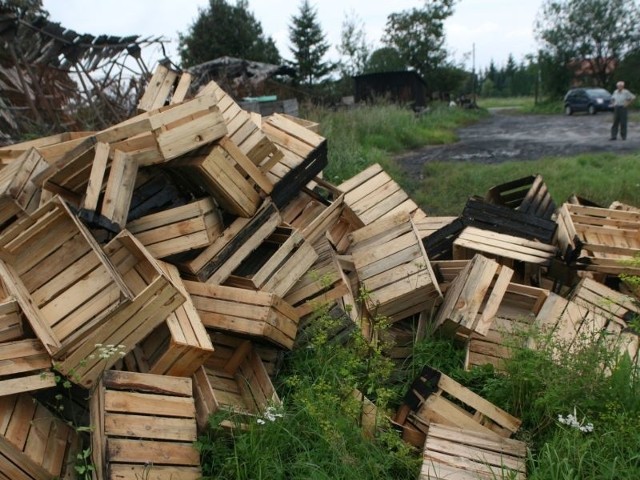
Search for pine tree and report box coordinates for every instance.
[288,0,334,86]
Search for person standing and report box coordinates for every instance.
[610,81,636,140]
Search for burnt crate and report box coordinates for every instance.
[53,231,185,388]
[486,174,556,221]
[179,200,281,284]
[126,262,214,378]
[337,163,423,226]
[556,203,640,275]
[185,281,300,350]
[224,225,318,298]
[435,254,515,341]
[415,216,465,260]
[463,195,557,244]
[126,197,223,259]
[0,338,55,397]
[420,423,527,480]
[466,283,549,371]
[397,366,521,440]
[262,113,328,209]
[350,211,442,322]
[169,136,274,218]
[0,393,80,480]
[90,370,201,480]
[192,339,281,431]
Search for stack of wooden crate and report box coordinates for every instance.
[0,61,639,478]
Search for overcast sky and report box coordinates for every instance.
[42,0,544,72]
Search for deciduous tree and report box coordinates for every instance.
[535,0,640,88]
[178,0,280,68]
[337,11,370,78]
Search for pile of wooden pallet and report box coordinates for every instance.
[0,64,638,480]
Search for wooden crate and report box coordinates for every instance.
[0,131,92,165]
[420,423,527,480]
[280,176,345,244]
[350,211,442,322]
[224,225,319,298]
[185,281,300,350]
[208,331,283,379]
[337,163,423,226]
[415,216,465,260]
[179,200,281,283]
[463,195,557,244]
[556,203,640,275]
[126,197,223,259]
[466,283,550,371]
[261,113,328,209]
[90,370,201,480]
[137,64,182,112]
[0,393,80,480]
[435,254,515,341]
[192,339,281,431]
[293,303,358,349]
[486,174,556,221]
[0,338,55,397]
[198,81,284,172]
[397,366,521,440]
[326,203,365,254]
[169,136,273,218]
[0,297,24,343]
[0,148,49,228]
[431,259,470,293]
[125,262,214,378]
[126,168,193,222]
[570,277,640,329]
[453,226,558,284]
[53,231,185,388]
[284,237,352,318]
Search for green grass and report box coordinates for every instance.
[476,96,535,109]
[411,152,640,215]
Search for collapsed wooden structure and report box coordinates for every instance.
[0,65,638,479]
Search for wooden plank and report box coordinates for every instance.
[107,438,200,466]
[80,141,110,212]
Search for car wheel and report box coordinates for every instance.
[565,105,573,116]
[588,104,596,115]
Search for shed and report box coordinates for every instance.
[353,71,427,108]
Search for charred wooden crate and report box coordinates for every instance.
[350,211,442,322]
[192,339,281,431]
[90,370,201,480]
[466,283,549,371]
[486,174,556,221]
[463,195,557,244]
[337,163,423,226]
[262,113,328,209]
[0,393,80,480]
[0,197,185,387]
[556,203,640,275]
[0,338,55,397]
[168,136,274,218]
[0,296,24,343]
[284,237,352,318]
[123,262,214,378]
[453,226,558,285]
[0,148,49,229]
[420,423,527,480]
[126,197,223,259]
[125,168,193,223]
[435,254,515,341]
[293,303,357,349]
[397,366,522,441]
[224,225,318,298]
[415,216,465,260]
[185,281,300,350]
[280,177,345,244]
[179,200,281,284]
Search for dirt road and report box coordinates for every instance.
[396,108,640,177]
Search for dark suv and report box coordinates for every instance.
[564,87,613,115]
